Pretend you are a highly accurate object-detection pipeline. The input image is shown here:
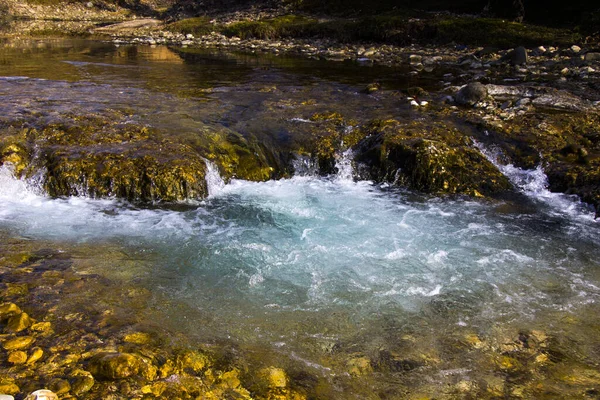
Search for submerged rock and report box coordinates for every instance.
[24,390,58,400]
[88,352,143,380]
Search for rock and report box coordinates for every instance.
[85,2,93,8]
[27,347,44,364]
[347,356,374,376]
[259,367,288,389]
[584,52,600,62]
[503,46,528,65]
[571,45,581,53]
[0,384,19,396]
[177,350,209,374]
[24,390,58,400]
[3,336,35,350]
[361,82,381,94]
[0,303,21,320]
[409,54,422,64]
[30,322,52,333]
[49,379,70,395]
[123,332,153,345]
[455,82,488,106]
[516,98,531,107]
[0,395,15,400]
[69,369,95,396]
[8,351,28,365]
[89,352,142,380]
[6,312,33,333]
[533,46,546,55]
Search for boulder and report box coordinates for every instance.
[455,82,488,106]
[88,352,143,380]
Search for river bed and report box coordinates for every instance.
[1,39,600,399]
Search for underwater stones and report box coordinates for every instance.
[123,331,153,345]
[177,350,209,375]
[0,303,21,320]
[0,384,19,396]
[3,336,35,351]
[27,347,44,364]
[24,390,58,400]
[504,46,528,65]
[346,356,373,376]
[7,350,28,365]
[455,82,488,106]
[258,367,288,389]
[88,352,143,380]
[6,312,33,333]
[69,369,95,396]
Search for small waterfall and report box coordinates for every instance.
[292,155,318,176]
[335,149,354,182]
[474,141,595,219]
[0,163,43,200]
[203,159,225,197]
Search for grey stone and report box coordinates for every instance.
[503,46,528,65]
[455,82,488,106]
[584,52,600,62]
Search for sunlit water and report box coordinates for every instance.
[1,39,600,395]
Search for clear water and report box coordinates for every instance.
[1,39,600,396]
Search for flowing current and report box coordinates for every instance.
[1,157,599,354]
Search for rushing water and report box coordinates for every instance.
[1,39,600,397]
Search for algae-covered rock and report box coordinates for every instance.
[6,312,33,333]
[0,383,19,396]
[69,369,95,396]
[7,350,28,365]
[88,352,143,380]
[3,336,35,351]
[0,303,22,320]
[355,119,511,196]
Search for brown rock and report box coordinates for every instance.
[89,352,142,380]
[3,336,35,350]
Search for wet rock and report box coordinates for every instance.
[69,370,95,396]
[503,46,528,65]
[88,352,143,380]
[584,52,600,62]
[0,303,21,320]
[0,384,19,397]
[3,336,35,350]
[347,356,373,376]
[26,347,44,364]
[24,390,58,400]
[571,45,581,53]
[0,395,15,400]
[455,82,488,106]
[49,379,70,395]
[355,119,511,197]
[259,367,288,389]
[177,350,209,375]
[361,82,381,94]
[7,351,28,364]
[123,331,153,345]
[6,312,33,333]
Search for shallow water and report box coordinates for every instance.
[1,38,600,397]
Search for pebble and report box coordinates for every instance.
[0,396,15,400]
[571,45,581,53]
[25,390,58,400]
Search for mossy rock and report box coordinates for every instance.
[471,111,600,211]
[355,119,511,196]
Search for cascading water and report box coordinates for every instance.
[474,141,597,220]
[203,158,226,197]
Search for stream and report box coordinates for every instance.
[1,38,600,399]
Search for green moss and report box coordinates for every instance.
[355,119,512,196]
[433,17,582,48]
[166,16,214,36]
